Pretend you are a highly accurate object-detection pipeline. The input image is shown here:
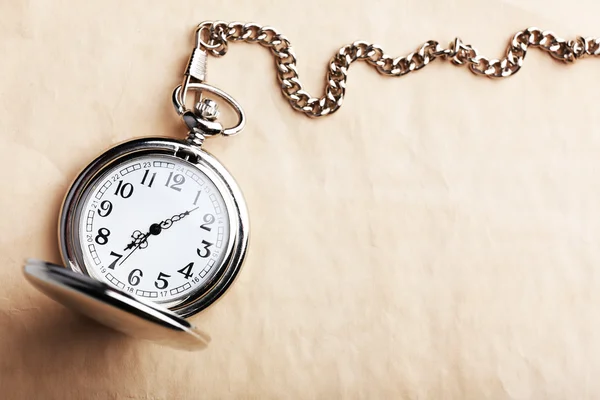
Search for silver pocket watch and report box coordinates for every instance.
[24,28,249,351]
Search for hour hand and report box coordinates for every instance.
[119,230,151,266]
[124,230,149,251]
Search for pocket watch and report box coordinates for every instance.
[24,29,249,351]
[24,21,600,350]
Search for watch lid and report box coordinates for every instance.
[23,259,210,351]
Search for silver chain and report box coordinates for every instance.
[194,22,600,118]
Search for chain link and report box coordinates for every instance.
[196,22,600,118]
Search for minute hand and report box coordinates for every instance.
[159,207,199,231]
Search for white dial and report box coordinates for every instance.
[77,154,230,304]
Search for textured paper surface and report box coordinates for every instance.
[2,0,600,398]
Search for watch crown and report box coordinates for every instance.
[195,98,220,121]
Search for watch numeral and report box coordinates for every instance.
[154,272,171,289]
[107,251,122,270]
[200,214,215,232]
[142,162,151,168]
[141,169,156,187]
[128,269,143,286]
[165,172,185,192]
[114,180,134,198]
[86,234,93,243]
[197,240,213,258]
[98,200,113,217]
[193,190,201,206]
[178,262,194,279]
[95,228,111,245]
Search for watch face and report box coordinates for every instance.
[75,153,231,305]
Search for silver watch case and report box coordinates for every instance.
[24,137,249,350]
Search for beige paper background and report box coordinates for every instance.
[2,0,600,398]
